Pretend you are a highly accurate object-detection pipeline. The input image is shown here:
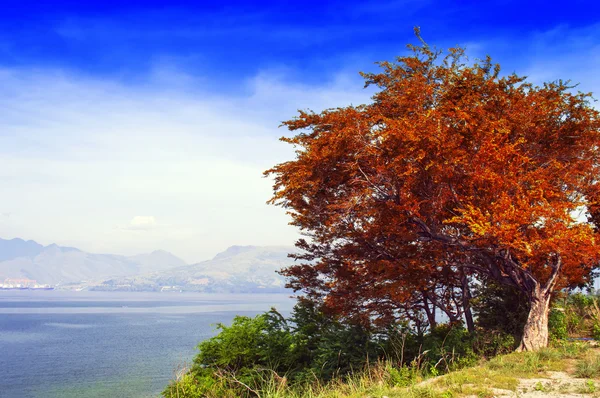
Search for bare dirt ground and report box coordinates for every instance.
[490,371,597,397]
[417,344,600,398]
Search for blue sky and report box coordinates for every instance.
[2,0,598,85]
[0,1,599,262]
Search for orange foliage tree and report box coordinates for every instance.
[266,34,600,351]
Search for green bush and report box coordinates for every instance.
[548,308,568,341]
[471,278,529,340]
[193,310,294,372]
[564,293,593,335]
[178,300,389,396]
[186,309,297,395]
[592,323,600,341]
[569,293,593,315]
[421,324,479,372]
[473,330,516,357]
[555,292,600,337]
[285,298,385,382]
[305,321,379,380]
[163,372,226,398]
[566,313,584,334]
[386,365,417,387]
[166,308,512,397]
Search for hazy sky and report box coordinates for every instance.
[0,1,599,262]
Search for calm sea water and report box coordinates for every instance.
[0,291,294,398]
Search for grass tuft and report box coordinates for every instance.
[575,356,600,378]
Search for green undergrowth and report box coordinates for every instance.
[164,291,600,397]
[165,342,600,397]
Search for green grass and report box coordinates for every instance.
[575,356,600,378]
[164,342,599,398]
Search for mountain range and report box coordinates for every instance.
[102,245,295,293]
[0,237,187,285]
[0,238,295,292]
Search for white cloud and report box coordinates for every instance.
[460,24,600,102]
[123,216,158,231]
[10,23,597,263]
[519,24,600,90]
[0,64,372,262]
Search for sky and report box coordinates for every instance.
[0,1,599,263]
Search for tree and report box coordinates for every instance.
[266,31,600,351]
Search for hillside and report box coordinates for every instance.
[0,238,297,292]
[167,340,600,397]
[0,238,44,261]
[96,245,296,292]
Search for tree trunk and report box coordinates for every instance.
[517,285,551,352]
[422,295,437,329]
[461,274,475,334]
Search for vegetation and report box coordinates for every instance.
[164,292,600,397]
[163,291,600,397]
[265,30,600,351]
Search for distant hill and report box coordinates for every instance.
[97,245,297,293]
[127,250,187,272]
[0,237,188,285]
[0,238,44,262]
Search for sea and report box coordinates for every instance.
[0,291,295,398]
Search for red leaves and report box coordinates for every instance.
[267,38,600,321]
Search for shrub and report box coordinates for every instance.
[421,324,479,372]
[592,323,600,341]
[190,309,296,392]
[473,330,516,357]
[386,364,417,387]
[548,308,568,341]
[471,278,529,340]
[564,293,594,335]
[163,372,225,398]
[289,298,383,382]
[186,300,388,395]
[193,313,290,369]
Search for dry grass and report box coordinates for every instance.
[165,342,600,398]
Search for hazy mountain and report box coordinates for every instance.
[0,238,187,285]
[127,250,187,272]
[0,239,297,292]
[0,238,44,262]
[98,245,297,293]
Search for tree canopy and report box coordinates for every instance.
[266,32,600,351]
